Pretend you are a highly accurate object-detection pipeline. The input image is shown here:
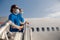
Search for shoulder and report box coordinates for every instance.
[9,14,15,19]
[9,14,15,17]
[18,13,23,16]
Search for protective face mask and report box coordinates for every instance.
[16,9,20,14]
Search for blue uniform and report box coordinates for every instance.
[9,13,24,32]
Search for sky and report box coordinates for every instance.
[0,0,60,18]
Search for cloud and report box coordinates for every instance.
[45,3,60,12]
[44,1,60,18]
[45,12,60,18]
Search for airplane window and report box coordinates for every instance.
[47,27,50,31]
[42,27,45,31]
[31,27,34,32]
[51,27,54,31]
[36,27,39,32]
[56,27,59,31]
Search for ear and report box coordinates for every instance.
[19,9,23,12]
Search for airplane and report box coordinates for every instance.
[0,17,60,40]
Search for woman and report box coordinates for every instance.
[9,4,24,40]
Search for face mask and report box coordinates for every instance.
[16,9,20,14]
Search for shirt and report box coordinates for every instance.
[9,13,24,32]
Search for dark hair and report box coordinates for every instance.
[10,4,18,13]
[10,4,22,13]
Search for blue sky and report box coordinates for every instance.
[0,0,60,18]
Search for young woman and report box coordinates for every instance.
[9,4,24,40]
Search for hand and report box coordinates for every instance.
[18,26,23,30]
[25,21,29,24]
[12,26,16,28]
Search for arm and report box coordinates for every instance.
[9,15,20,29]
[20,14,24,23]
[19,14,29,25]
[19,14,25,25]
[8,21,23,29]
